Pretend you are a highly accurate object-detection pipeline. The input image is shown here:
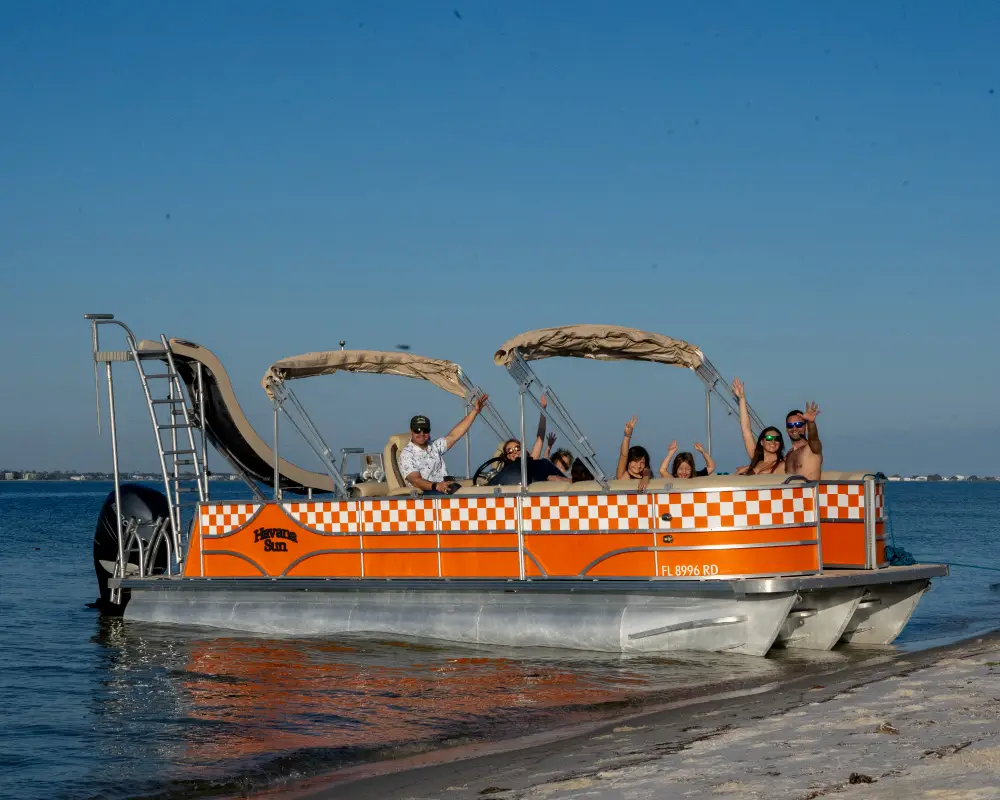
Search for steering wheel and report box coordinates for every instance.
[472,455,507,486]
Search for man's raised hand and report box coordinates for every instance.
[803,402,820,423]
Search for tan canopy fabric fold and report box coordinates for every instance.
[263,350,467,399]
[494,325,704,369]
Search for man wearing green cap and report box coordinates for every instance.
[398,394,489,494]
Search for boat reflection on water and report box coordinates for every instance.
[87,617,882,797]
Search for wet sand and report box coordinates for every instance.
[265,631,1000,800]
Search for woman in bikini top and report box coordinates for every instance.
[736,427,786,475]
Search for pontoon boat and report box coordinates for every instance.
[83,316,946,656]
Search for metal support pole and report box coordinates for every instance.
[705,387,713,456]
[197,362,209,499]
[105,363,125,598]
[518,390,529,490]
[92,323,102,434]
[273,405,281,502]
[464,401,472,478]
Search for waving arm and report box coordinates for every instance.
[732,377,756,459]
[658,440,678,478]
[616,416,637,479]
[694,442,716,476]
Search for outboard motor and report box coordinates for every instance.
[93,484,171,614]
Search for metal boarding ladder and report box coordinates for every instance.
[130,335,207,560]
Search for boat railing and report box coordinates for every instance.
[818,471,888,569]
[181,474,824,582]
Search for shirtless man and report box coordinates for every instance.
[783,403,822,481]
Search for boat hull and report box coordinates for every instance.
[118,567,946,657]
[124,584,797,656]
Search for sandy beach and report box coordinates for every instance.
[270,631,1000,800]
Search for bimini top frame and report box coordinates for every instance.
[494,324,767,488]
[262,348,516,499]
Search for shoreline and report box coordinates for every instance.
[257,629,1000,800]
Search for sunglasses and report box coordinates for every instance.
[786,421,806,429]
[763,435,781,441]
[505,445,521,454]
[413,427,430,434]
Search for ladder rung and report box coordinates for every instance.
[157,423,194,430]
[175,459,195,465]
[152,398,183,405]
[176,487,201,493]
[163,449,196,455]
[169,473,200,481]
[144,373,176,379]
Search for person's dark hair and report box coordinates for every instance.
[552,449,572,470]
[626,445,650,473]
[786,409,804,424]
[571,458,594,483]
[747,427,785,474]
[672,451,696,478]
[501,438,521,464]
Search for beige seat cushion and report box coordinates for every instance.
[384,433,414,494]
[351,481,388,497]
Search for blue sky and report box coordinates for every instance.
[1,1,997,476]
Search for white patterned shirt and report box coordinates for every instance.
[398,438,449,485]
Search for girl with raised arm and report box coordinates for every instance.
[616,416,652,491]
[658,441,716,478]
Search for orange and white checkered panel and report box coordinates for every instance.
[282,501,358,533]
[522,494,653,532]
[657,488,815,530]
[200,503,259,536]
[362,498,437,532]
[874,483,885,521]
[438,496,518,531]
[819,483,865,520]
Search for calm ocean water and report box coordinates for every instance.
[2,481,998,800]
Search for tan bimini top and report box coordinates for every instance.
[263,350,467,400]
[494,325,704,369]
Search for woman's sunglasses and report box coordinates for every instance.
[763,435,781,442]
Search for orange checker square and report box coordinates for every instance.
[363,498,437,532]
[199,503,260,536]
[438,496,517,532]
[282,500,358,533]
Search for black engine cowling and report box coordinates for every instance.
[93,484,171,614]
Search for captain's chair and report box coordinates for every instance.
[384,433,418,496]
